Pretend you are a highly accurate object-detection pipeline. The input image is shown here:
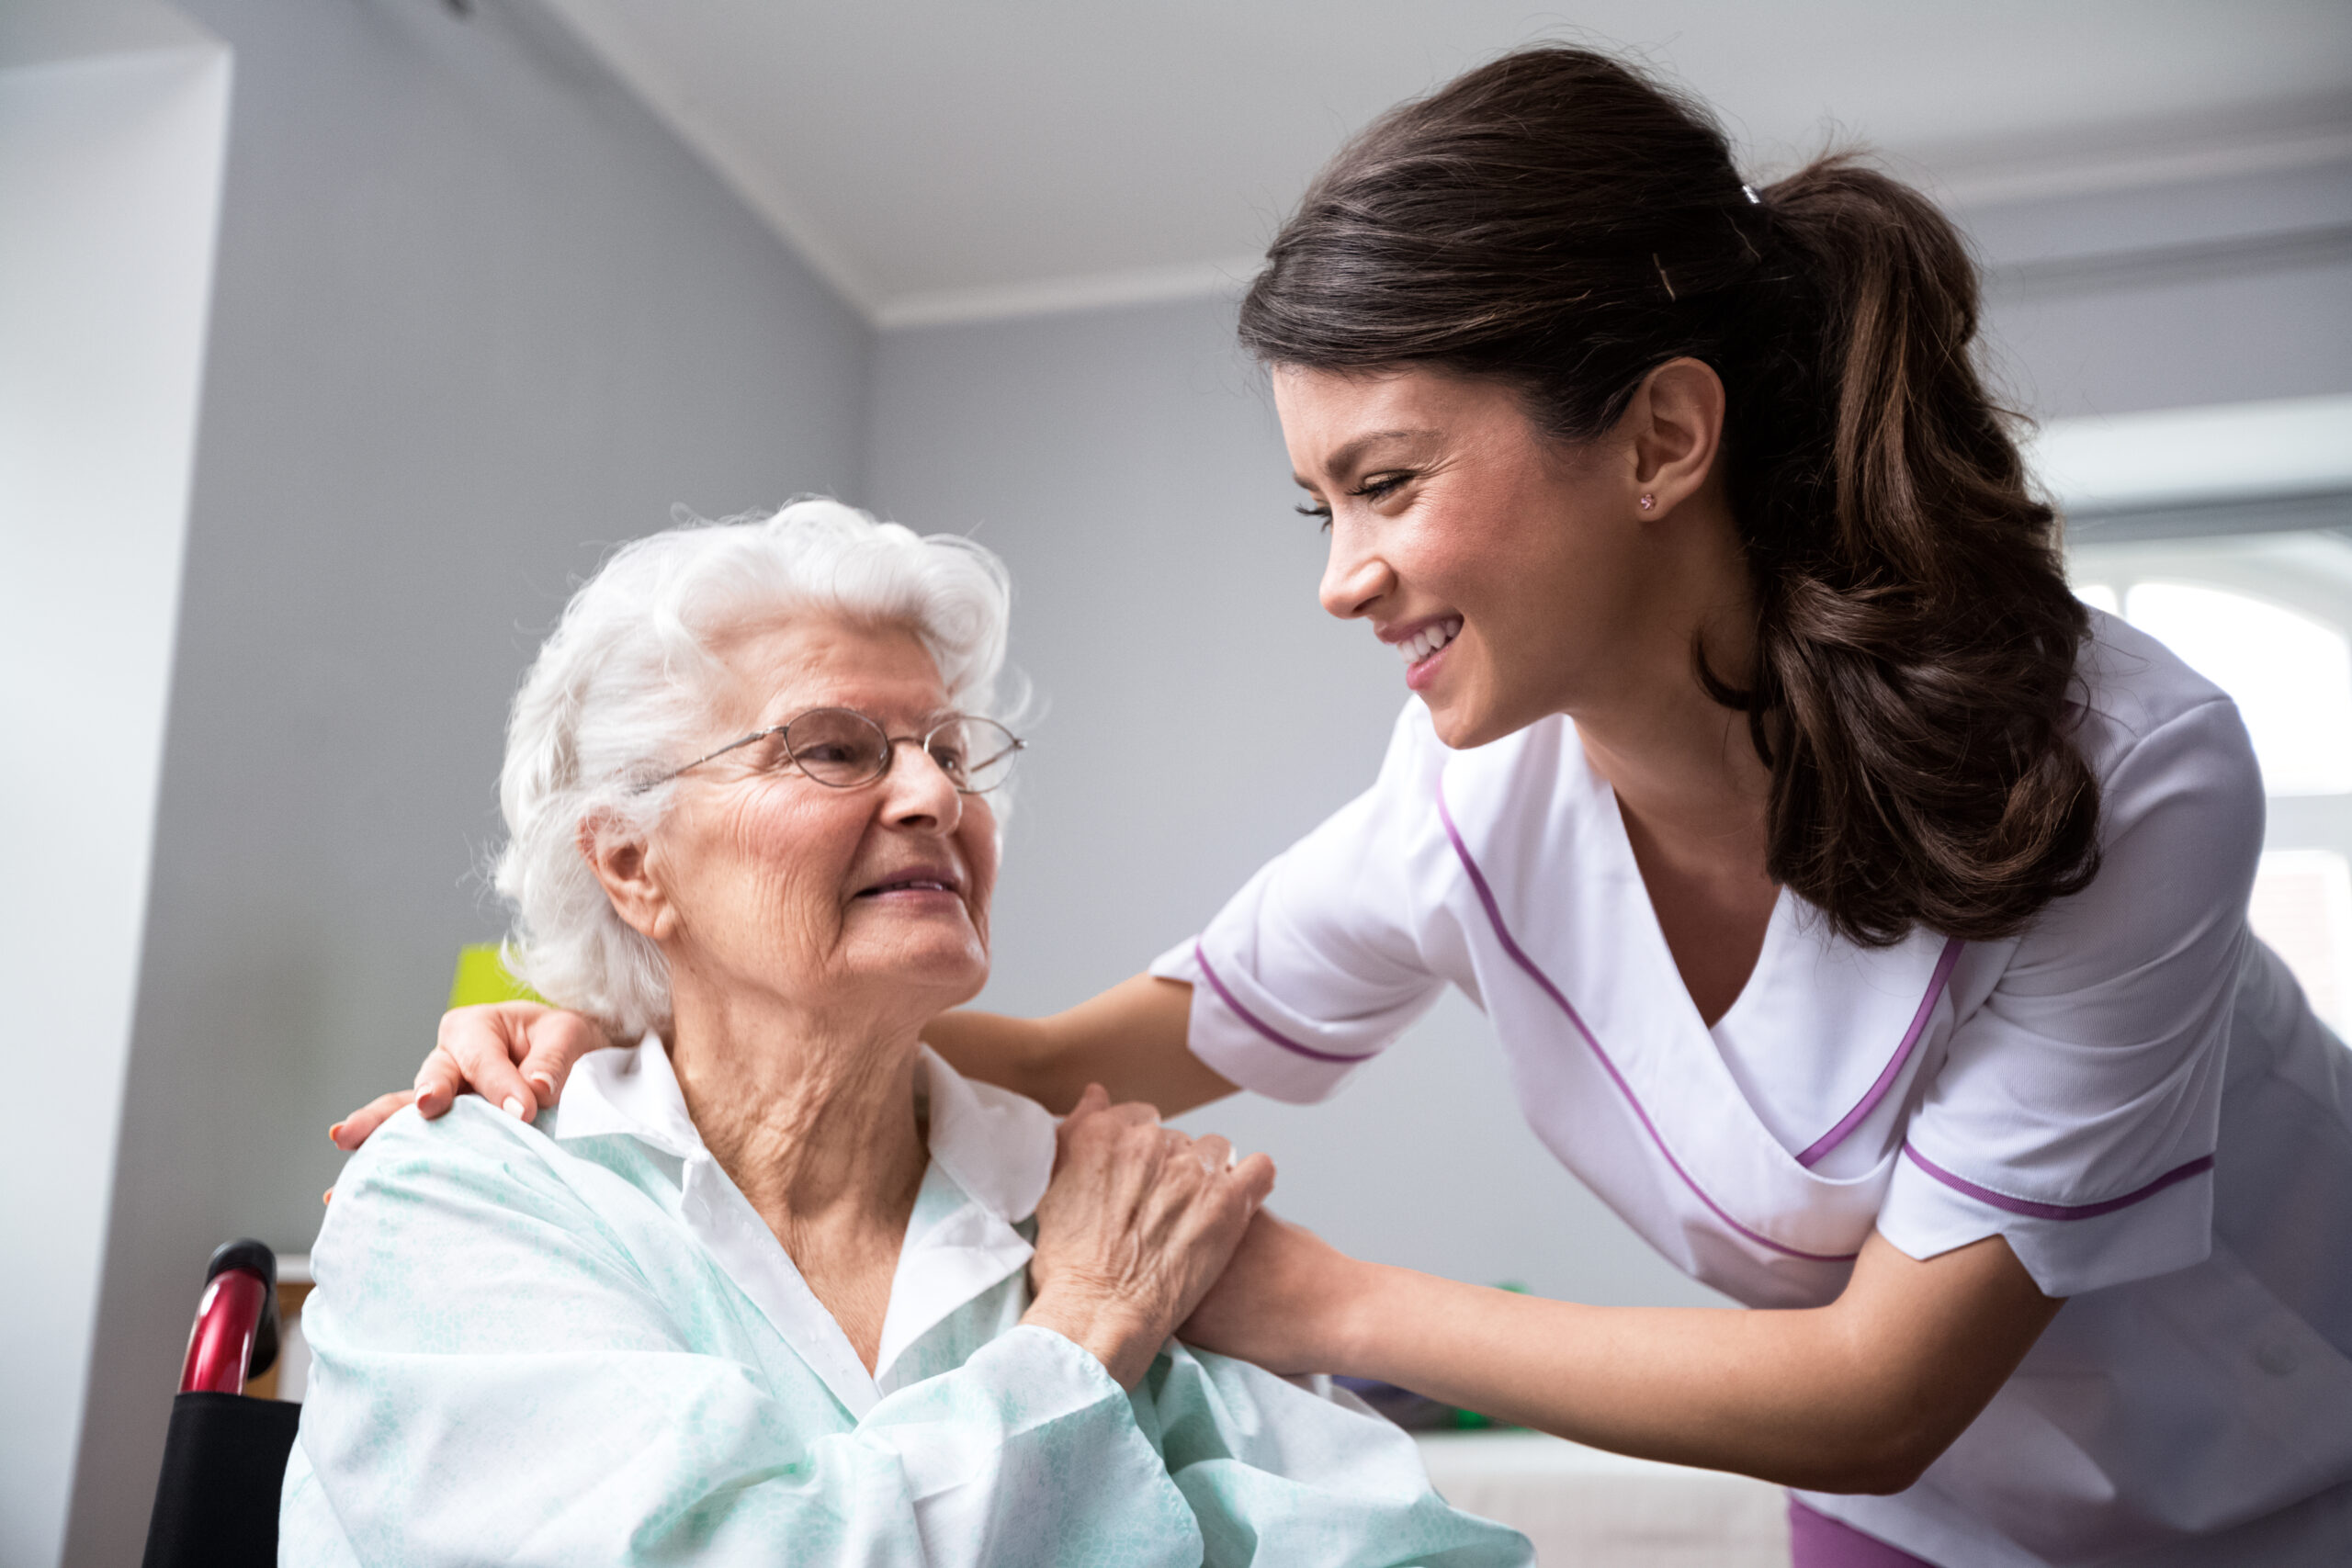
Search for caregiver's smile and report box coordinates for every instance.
[1274,365,1645,751]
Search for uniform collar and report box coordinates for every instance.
[551,1032,1057,1416]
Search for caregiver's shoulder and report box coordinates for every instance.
[2074,607,2256,765]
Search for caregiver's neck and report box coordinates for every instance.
[1568,480,1770,859]
[1566,480,1778,1027]
[662,967,930,1364]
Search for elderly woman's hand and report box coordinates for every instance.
[328,1003,616,1150]
[1022,1085,1276,1388]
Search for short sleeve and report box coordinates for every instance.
[1150,703,1450,1103]
[1878,694,2264,1298]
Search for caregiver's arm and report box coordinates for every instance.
[925,974,1236,1115]
[337,975,1233,1148]
[1184,1217,2060,1495]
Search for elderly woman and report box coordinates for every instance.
[281,501,1526,1566]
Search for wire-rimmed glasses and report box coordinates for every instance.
[644,707,1024,795]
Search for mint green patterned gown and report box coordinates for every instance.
[279,1041,1529,1567]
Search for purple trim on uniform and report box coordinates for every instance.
[1788,1499,1944,1567]
[1901,1144,2215,1221]
[1191,941,1381,1066]
[1795,937,1966,1168]
[1435,781,1860,1266]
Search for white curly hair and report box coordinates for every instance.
[493,499,1016,1036]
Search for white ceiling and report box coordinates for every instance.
[540,0,2352,327]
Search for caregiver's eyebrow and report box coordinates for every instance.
[1296,428,1442,488]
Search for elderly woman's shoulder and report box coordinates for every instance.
[328,1096,582,1213]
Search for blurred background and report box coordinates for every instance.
[3,2,2347,1561]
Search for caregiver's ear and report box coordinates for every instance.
[580,816,676,941]
[1620,356,1726,509]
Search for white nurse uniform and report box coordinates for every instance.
[1151,611,2352,1566]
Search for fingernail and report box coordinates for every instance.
[327,1122,346,1145]
[527,1074,555,1100]
[502,1095,527,1120]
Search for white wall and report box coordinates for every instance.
[865,150,2352,1314]
[0,6,228,1562]
[58,2,871,1561]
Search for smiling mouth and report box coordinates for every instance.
[855,874,961,898]
[1396,617,1463,665]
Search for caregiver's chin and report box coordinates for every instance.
[1277,360,1760,768]
[1279,358,1781,1023]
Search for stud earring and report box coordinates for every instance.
[1638,493,1656,511]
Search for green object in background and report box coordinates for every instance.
[448,943,548,1009]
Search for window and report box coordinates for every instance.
[2070,529,2352,1032]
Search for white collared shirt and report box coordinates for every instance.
[551,1036,1055,1417]
[1153,611,2352,1565]
[281,1040,1531,1567]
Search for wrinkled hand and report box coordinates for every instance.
[1178,1209,1369,1378]
[1022,1085,1275,1387]
[327,1002,615,1151]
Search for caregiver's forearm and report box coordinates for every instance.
[926,974,1236,1115]
[1333,1231,2060,1495]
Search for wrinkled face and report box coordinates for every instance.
[1275,366,1655,750]
[636,615,997,1021]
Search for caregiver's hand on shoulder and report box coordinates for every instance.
[1023,1085,1276,1388]
[327,1002,616,1151]
[1177,1210,1368,1376]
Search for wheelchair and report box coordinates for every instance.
[141,1239,301,1568]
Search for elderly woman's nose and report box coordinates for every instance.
[880,737,964,827]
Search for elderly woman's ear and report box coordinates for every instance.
[580,817,676,942]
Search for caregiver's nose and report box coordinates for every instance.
[1319,529,1393,620]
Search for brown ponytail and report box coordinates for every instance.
[1239,46,2099,945]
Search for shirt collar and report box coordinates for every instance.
[548,1031,1056,1416]
[554,1033,1055,1223]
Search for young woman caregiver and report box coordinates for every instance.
[340,46,2352,1567]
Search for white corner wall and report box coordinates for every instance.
[0,9,229,1564]
[60,2,873,1560]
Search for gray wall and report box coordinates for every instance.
[864,299,1732,1310]
[63,1,870,1560]
[864,152,2352,1312]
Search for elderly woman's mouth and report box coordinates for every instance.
[854,869,963,899]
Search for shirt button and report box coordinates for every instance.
[2256,1341,2298,1376]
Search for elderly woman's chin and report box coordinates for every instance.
[839,895,991,1005]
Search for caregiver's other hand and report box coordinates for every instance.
[1178,1210,1370,1376]
[327,1002,615,1150]
[1024,1085,1276,1388]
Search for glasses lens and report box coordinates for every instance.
[937,716,1021,793]
[785,708,890,786]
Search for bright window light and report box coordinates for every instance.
[2075,582,2120,615]
[2122,582,2352,796]
[2249,849,2352,1034]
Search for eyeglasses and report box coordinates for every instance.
[645,707,1024,795]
